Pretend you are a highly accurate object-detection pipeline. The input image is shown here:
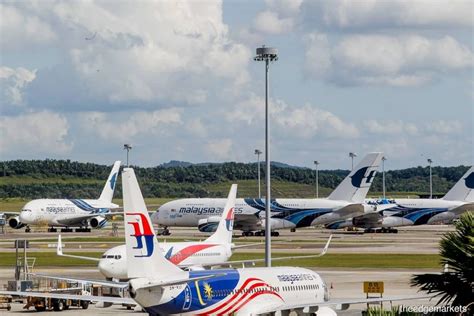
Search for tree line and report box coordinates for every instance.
[0,159,469,199]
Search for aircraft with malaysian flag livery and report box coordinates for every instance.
[5,161,121,232]
[0,167,429,315]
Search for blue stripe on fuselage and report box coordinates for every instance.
[145,269,240,315]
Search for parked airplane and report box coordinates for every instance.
[326,166,474,231]
[0,168,427,315]
[6,161,121,232]
[55,184,331,281]
[153,153,383,236]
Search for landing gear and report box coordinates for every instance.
[161,227,171,236]
[364,228,398,234]
[290,228,296,232]
[250,230,280,237]
[61,227,73,233]
[75,227,91,232]
[25,226,31,233]
[48,227,57,233]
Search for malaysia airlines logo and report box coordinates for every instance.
[126,212,154,257]
[225,207,234,231]
[351,167,377,188]
[109,173,117,190]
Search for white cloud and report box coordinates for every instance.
[206,139,233,159]
[425,120,463,135]
[0,111,72,154]
[364,120,418,135]
[5,1,251,109]
[0,66,36,107]
[0,4,56,51]
[79,108,183,142]
[305,34,474,86]
[302,0,473,30]
[226,95,359,139]
[254,11,295,34]
[253,0,303,34]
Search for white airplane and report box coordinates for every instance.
[153,153,383,236]
[1,168,428,315]
[55,184,331,281]
[6,161,121,232]
[326,166,474,231]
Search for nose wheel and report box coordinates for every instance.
[25,226,31,233]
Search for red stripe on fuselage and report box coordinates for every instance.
[197,277,283,315]
[169,244,218,264]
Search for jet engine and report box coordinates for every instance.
[197,216,220,232]
[8,216,26,229]
[90,216,107,228]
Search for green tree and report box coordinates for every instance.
[411,212,473,307]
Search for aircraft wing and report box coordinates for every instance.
[0,290,134,305]
[333,203,364,216]
[199,235,332,269]
[0,212,19,217]
[30,273,128,288]
[234,212,262,231]
[448,202,474,215]
[55,212,121,226]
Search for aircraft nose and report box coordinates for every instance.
[98,259,113,278]
[19,210,31,223]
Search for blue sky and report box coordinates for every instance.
[1,0,473,169]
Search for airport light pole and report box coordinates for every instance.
[314,160,319,198]
[382,156,387,199]
[255,149,262,199]
[254,45,278,268]
[349,152,357,170]
[123,144,132,167]
[427,158,433,199]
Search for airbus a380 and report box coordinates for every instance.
[1,168,427,315]
[326,166,474,231]
[154,152,384,236]
[6,161,121,232]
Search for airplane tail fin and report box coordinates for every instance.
[327,153,383,203]
[99,161,121,203]
[205,184,237,245]
[443,166,474,202]
[122,168,185,279]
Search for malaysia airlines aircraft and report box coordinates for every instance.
[56,184,238,279]
[154,153,383,235]
[55,184,331,281]
[1,168,427,315]
[6,161,121,232]
[326,166,474,231]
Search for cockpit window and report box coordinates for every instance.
[115,255,121,260]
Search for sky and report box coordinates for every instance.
[0,0,473,170]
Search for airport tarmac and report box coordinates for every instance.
[1,267,437,315]
[0,224,451,254]
[0,224,445,315]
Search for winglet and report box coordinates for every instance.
[57,235,63,256]
[321,234,332,257]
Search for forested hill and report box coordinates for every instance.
[0,159,469,199]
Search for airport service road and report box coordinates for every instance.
[1,267,437,316]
